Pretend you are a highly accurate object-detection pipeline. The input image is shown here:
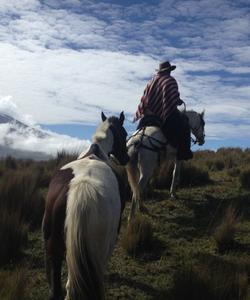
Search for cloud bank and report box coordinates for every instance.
[0,0,249,144]
[0,97,90,156]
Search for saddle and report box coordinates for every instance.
[137,115,163,130]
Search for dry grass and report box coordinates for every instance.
[0,268,27,300]
[0,210,28,266]
[169,254,249,300]
[214,205,239,254]
[239,168,250,189]
[121,215,154,257]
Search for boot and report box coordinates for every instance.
[177,127,193,160]
[177,147,193,160]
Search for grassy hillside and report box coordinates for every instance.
[1,148,250,299]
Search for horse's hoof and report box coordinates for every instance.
[170,194,178,200]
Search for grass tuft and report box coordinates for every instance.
[169,254,248,300]
[239,168,250,189]
[0,210,28,266]
[214,205,239,254]
[0,268,27,300]
[121,215,154,257]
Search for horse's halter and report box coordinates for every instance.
[190,114,205,146]
[109,122,129,165]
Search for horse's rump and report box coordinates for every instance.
[65,159,121,300]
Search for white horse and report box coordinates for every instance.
[43,112,129,300]
[126,110,205,221]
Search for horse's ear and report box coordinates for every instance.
[119,111,125,125]
[200,110,205,118]
[101,112,107,122]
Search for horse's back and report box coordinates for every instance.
[65,157,121,259]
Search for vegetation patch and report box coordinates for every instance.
[0,268,27,300]
[1,149,250,299]
[239,168,250,189]
[121,214,154,257]
[169,254,248,300]
[214,205,239,254]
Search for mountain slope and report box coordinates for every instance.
[0,113,51,160]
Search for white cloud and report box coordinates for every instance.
[207,122,250,140]
[0,95,35,125]
[6,125,89,156]
[0,97,90,156]
[0,0,249,145]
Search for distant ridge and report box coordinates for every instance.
[0,112,51,160]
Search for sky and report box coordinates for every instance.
[0,0,250,155]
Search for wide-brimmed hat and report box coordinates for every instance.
[156,61,176,72]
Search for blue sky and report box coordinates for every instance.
[0,0,250,154]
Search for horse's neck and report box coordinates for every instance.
[78,124,113,159]
[78,140,111,160]
[184,111,197,128]
[95,139,112,157]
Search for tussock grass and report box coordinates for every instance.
[180,162,210,186]
[0,210,28,266]
[239,168,250,189]
[227,167,241,177]
[152,161,210,189]
[0,169,45,229]
[0,268,27,300]
[169,254,248,300]
[121,215,154,257]
[214,205,239,254]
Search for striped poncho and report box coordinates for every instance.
[134,74,181,122]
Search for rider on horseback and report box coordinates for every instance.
[134,61,193,160]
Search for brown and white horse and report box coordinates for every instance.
[42,112,129,300]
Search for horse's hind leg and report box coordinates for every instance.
[43,214,64,300]
[45,237,64,300]
[137,154,157,212]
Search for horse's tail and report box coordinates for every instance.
[126,149,139,197]
[65,178,105,300]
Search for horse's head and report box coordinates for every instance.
[101,111,129,165]
[185,110,205,146]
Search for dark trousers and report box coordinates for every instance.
[161,110,192,160]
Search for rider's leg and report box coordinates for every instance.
[177,115,193,160]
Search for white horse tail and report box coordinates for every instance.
[65,178,105,300]
[126,149,140,198]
